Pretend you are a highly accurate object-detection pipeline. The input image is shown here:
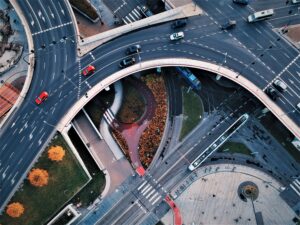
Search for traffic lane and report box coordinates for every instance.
[249,0,287,11]
[269,13,300,27]
[198,0,298,58]
[55,0,73,23]
[39,0,65,27]
[25,0,53,31]
[18,0,43,33]
[156,114,241,187]
[107,204,146,225]
[94,193,138,225]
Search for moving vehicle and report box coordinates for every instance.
[176,67,201,91]
[232,0,249,5]
[126,45,141,55]
[292,0,300,4]
[139,5,153,17]
[170,32,184,41]
[273,79,287,92]
[119,57,135,68]
[188,114,249,171]
[35,91,49,105]
[82,65,95,76]
[248,9,274,23]
[296,102,300,111]
[171,19,187,29]
[221,20,236,30]
[265,87,279,101]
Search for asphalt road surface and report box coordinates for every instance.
[1,0,299,214]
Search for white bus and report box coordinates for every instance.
[247,9,274,23]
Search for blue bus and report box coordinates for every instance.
[176,67,201,91]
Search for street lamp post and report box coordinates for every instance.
[22,50,35,65]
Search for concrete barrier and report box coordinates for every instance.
[58,58,300,141]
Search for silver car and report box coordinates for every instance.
[170,31,184,41]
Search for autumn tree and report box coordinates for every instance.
[6,202,25,218]
[28,168,49,187]
[48,145,65,161]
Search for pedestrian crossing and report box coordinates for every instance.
[103,108,115,126]
[290,179,300,197]
[122,6,143,24]
[136,178,166,207]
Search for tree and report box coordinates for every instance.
[6,202,25,218]
[48,145,65,161]
[28,168,49,187]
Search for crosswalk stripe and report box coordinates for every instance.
[151,195,161,205]
[131,10,140,19]
[292,181,300,190]
[290,184,300,196]
[137,181,147,191]
[148,192,159,202]
[128,13,136,21]
[125,16,132,23]
[140,183,150,194]
[122,18,128,24]
[295,179,300,186]
[146,189,156,199]
[143,185,153,196]
[134,8,141,17]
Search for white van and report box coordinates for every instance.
[292,0,300,4]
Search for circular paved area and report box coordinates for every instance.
[162,164,297,225]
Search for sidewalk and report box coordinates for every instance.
[77,3,202,56]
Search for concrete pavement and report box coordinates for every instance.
[76,3,202,56]
[164,163,297,225]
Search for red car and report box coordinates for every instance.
[35,91,49,105]
[82,65,95,76]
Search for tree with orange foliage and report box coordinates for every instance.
[48,145,65,161]
[6,202,25,218]
[28,168,49,187]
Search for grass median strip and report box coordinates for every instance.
[180,87,204,140]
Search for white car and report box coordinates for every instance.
[170,31,184,41]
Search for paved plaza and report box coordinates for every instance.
[162,164,297,225]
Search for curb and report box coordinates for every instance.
[76,3,202,56]
[57,58,300,141]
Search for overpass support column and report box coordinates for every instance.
[216,74,222,80]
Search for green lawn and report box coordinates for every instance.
[180,88,204,140]
[260,112,300,163]
[0,133,89,225]
[218,141,252,156]
[70,168,106,207]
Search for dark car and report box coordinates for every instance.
[119,57,136,68]
[265,87,279,101]
[139,6,153,17]
[232,0,249,5]
[171,19,187,29]
[126,45,141,55]
[221,20,236,30]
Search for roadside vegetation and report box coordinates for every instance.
[259,112,300,163]
[218,142,252,156]
[85,87,115,127]
[138,74,167,168]
[67,127,106,207]
[180,87,204,140]
[116,80,146,123]
[0,133,89,225]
